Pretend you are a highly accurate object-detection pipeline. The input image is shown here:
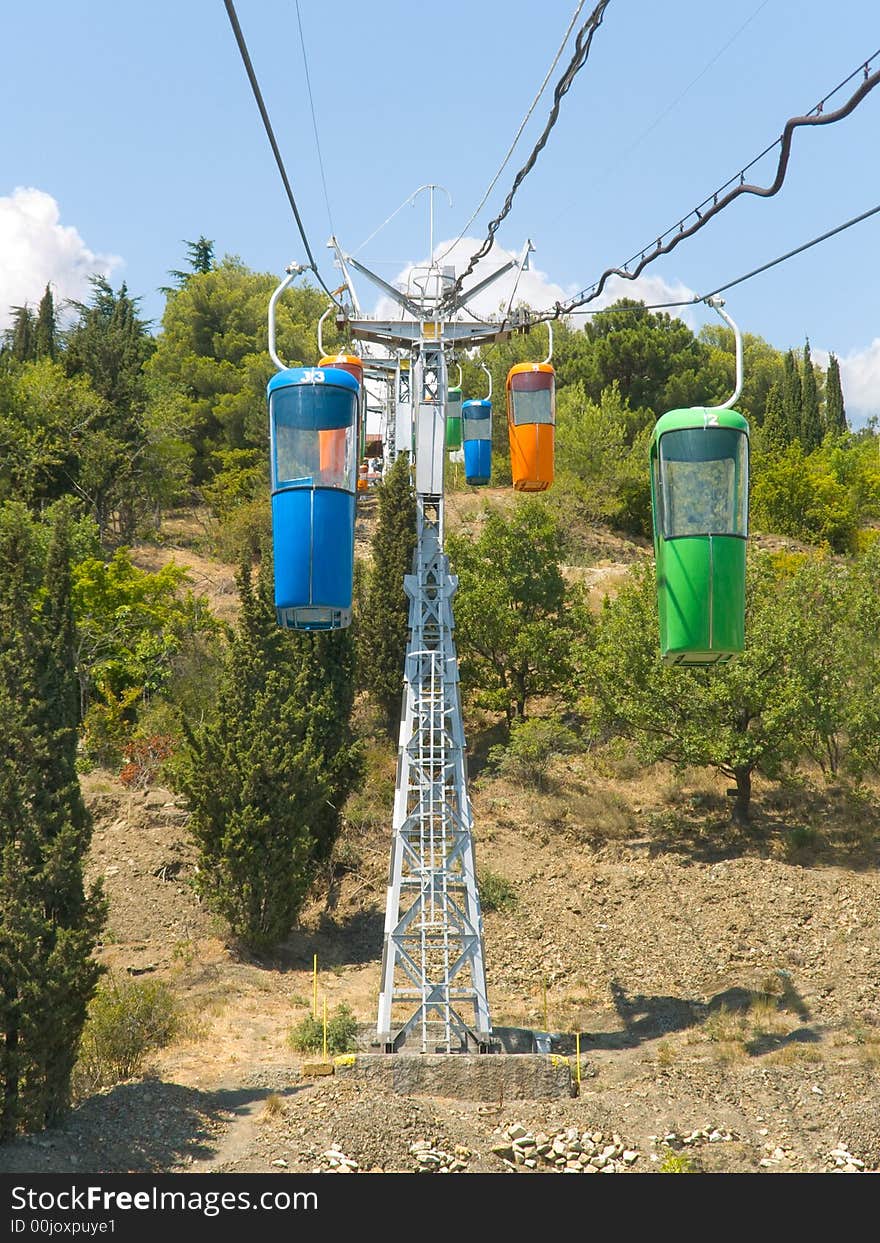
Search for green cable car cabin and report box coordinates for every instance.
[650,408,749,666]
[446,385,463,449]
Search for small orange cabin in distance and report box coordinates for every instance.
[506,362,555,492]
[319,354,364,385]
[320,354,365,482]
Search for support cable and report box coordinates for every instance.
[294,0,335,237]
[553,201,880,318]
[222,0,342,306]
[442,0,611,308]
[542,51,880,320]
[590,0,771,189]
[435,0,589,266]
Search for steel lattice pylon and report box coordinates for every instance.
[334,231,534,1052]
[376,490,492,1052]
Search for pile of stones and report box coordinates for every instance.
[319,1143,360,1173]
[409,1139,472,1172]
[828,1144,866,1173]
[491,1122,638,1173]
[652,1127,736,1148]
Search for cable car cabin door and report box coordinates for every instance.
[268,367,359,631]
[650,409,749,665]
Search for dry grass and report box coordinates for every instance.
[656,1040,676,1068]
[764,1042,824,1066]
[262,1093,285,1120]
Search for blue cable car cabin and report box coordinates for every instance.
[268,366,359,630]
[462,398,492,486]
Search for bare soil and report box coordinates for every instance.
[2,512,879,1176]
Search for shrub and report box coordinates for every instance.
[659,1149,697,1173]
[289,1002,358,1055]
[478,869,517,913]
[73,977,181,1096]
[486,716,579,790]
[119,733,176,788]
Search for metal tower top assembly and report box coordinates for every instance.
[328,234,534,1052]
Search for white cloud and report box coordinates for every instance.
[0,187,121,329]
[584,272,700,329]
[369,237,698,331]
[838,342,880,423]
[813,341,880,425]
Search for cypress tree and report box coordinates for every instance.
[825,353,847,434]
[782,350,802,445]
[6,305,35,362]
[34,285,57,361]
[255,555,359,864]
[0,504,104,1137]
[359,455,417,738]
[800,339,822,451]
[761,381,787,450]
[295,627,360,863]
[179,557,330,951]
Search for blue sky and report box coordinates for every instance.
[2,1,879,416]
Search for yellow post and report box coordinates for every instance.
[313,953,318,1019]
[576,1032,582,1086]
[322,996,328,1061]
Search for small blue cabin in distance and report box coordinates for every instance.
[268,366,359,630]
[462,399,492,486]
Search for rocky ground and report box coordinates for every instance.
[1,506,878,1177]
[1,753,878,1178]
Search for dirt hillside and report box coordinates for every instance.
[1,506,879,1177]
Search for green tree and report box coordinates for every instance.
[147,257,333,483]
[3,305,36,362]
[360,455,417,737]
[586,555,821,822]
[448,502,583,723]
[760,381,787,450]
[800,340,822,451]
[34,285,57,361]
[0,359,108,510]
[552,382,651,535]
[71,549,218,759]
[63,277,157,540]
[178,557,329,951]
[0,504,105,1136]
[573,300,724,432]
[164,236,216,290]
[782,349,802,445]
[825,353,847,435]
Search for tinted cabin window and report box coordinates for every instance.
[510,387,554,427]
[463,406,491,442]
[272,385,358,490]
[659,427,748,538]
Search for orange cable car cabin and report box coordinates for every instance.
[506,362,555,492]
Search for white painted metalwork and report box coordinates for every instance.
[705,296,743,410]
[333,237,535,1052]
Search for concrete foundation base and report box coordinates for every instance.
[333,1053,576,1100]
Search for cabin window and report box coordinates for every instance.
[659,427,748,539]
[271,386,358,491]
[509,387,555,427]
[462,408,491,442]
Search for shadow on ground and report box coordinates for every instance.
[559,978,820,1056]
[0,1082,302,1175]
